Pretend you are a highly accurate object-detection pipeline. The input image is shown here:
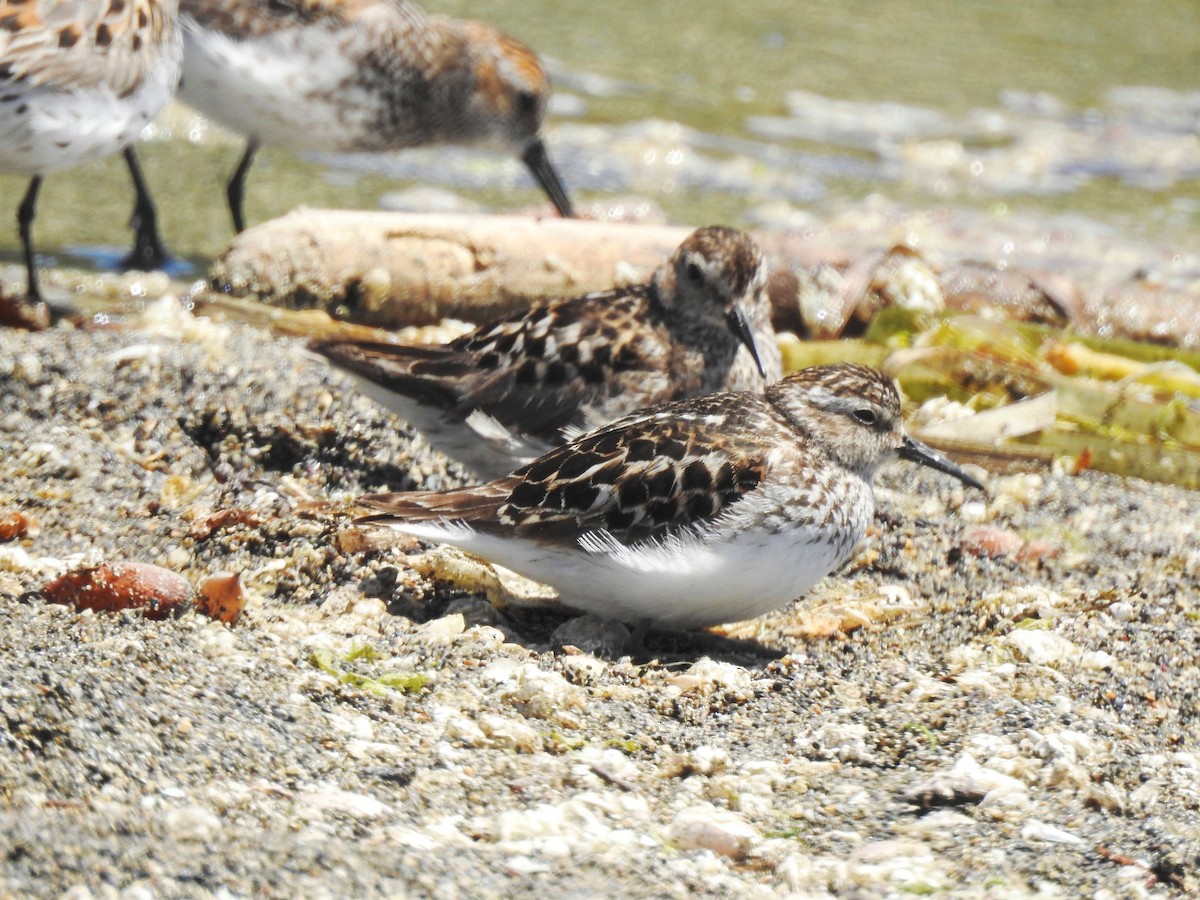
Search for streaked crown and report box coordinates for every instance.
[769,364,908,477]
[656,225,767,311]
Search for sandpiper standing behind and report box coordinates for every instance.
[311,226,782,480]
[360,364,985,631]
[0,0,182,302]
[177,0,575,232]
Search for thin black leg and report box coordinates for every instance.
[121,146,170,271]
[17,176,42,301]
[227,138,260,234]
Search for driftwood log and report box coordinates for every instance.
[200,209,1200,349]
[206,211,691,327]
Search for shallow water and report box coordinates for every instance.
[1,0,1199,279]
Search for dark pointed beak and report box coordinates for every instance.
[725,304,767,378]
[898,436,985,491]
[521,138,575,218]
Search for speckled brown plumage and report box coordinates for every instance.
[359,363,985,629]
[179,0,385,37]
[312,226,782,479]
[178,0,573,231]
[0,0,181,299]
[0,0,178,94]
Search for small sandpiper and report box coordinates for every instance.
[311,225,782,480]
[0,0,182,302]
[358,363,984,631]
[177,0,574,232]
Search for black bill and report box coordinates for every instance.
[725,304,767,378]
[898,436,985,491]
[521,138,575,218]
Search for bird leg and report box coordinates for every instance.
[227,138,260,234]
[120,147,171,272]
[17,176,43,301]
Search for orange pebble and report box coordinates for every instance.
[42,563,193,619]
[196,571,246,624]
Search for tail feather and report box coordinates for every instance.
[359,480,515,525]
[310,339,480,409]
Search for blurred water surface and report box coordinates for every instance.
[1,0,1198,276]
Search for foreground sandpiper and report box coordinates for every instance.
[358,363,984,631]
[0,0,182,302]
[311,226,782,479]
[178,0,574,232]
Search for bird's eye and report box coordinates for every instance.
[685,261,704,285]
[516,90,538,116]
[853,408,877,426]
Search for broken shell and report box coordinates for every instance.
[42,563,193,619]
[196,571,246,624]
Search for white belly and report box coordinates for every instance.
[179,18,370,150]
[0,50,181,175]
[392,517,867,630]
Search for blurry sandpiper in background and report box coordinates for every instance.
[1,0,1198,275]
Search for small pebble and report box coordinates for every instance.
[301,790,391,820]
[164,805,222,842]
[500,664,585,722]
[196,571,246,624]
[669,804,759,859]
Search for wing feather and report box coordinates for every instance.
[181,0,427,38]
[360,392,784,547]
[312,286,667,440]
[0,0,176,93]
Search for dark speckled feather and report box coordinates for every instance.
[0,0,180,94]
[314,284,663,437]
[364,389,778,545]
[313,226,782,479]
[358,364,984,629]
